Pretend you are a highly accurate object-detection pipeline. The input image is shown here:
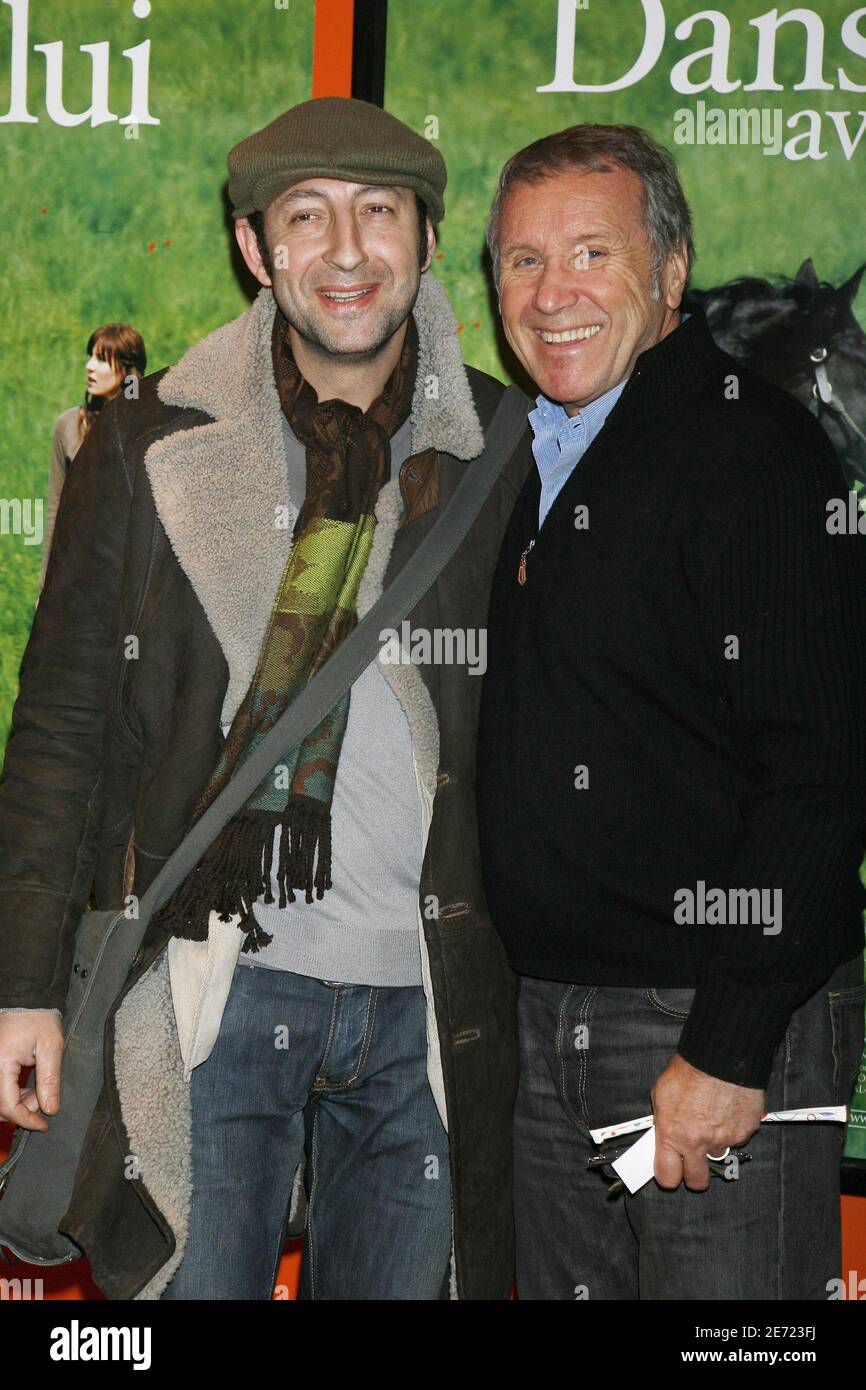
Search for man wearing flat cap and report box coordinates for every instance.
[0,98,532,1299]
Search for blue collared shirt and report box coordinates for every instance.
[529,313,690,528]
[528,378,628,529]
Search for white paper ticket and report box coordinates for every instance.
[589,1104,846,1146]
[598,1105,849,1195]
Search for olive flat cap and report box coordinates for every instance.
[227,97,446,223]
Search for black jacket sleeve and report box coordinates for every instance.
[0,396,132,1011]
[677,435,866,1088]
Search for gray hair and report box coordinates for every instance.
[486,123,695,301]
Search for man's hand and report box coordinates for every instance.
[0,1013,64,1131]
[651,1052,764,1191]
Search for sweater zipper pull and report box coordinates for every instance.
[517,538,536,586]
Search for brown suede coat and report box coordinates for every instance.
[0,275,533,1298]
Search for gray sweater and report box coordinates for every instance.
[234,413,424,986]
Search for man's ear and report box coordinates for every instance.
[235,216,272,288]
[421,217,436,274]
[662,241,689,310]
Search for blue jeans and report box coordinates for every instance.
[160,963,452,1300]
[513,952,866,1300]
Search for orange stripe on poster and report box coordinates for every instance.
[312,0,354,98]
[842,1195,866,1298]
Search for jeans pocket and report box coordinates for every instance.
[644,987,695,1019]
[829,982,866,1107]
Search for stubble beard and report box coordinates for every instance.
[272,271,421,368]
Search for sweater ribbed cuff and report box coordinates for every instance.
[675,975,806,1090]
[0,1006,62,1015]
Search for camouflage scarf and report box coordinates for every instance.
[154,306,418,953]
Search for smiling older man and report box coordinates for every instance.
[476,123,866,1300]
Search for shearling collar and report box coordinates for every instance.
[144,273,483,726]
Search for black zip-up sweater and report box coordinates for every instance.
[476,307,866,1088]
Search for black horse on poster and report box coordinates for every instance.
[686,260,866,490]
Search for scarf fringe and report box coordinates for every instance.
[153,800,333,954]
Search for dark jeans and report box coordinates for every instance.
[160,963,452,1300]
[514,952,865,1300]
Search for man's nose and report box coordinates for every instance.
[323,214,366,273]
[531,263,580,318]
